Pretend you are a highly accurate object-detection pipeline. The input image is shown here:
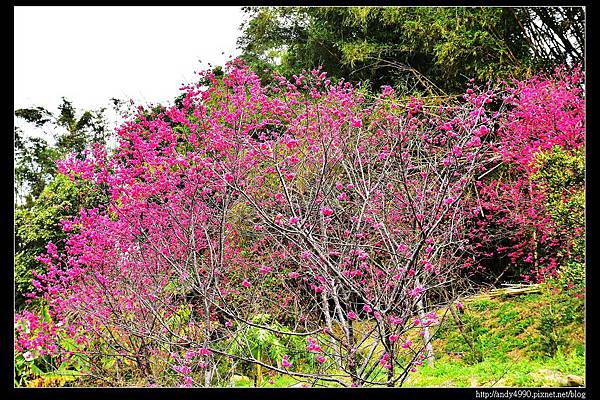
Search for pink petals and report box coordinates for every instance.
[350,118,363,128]
[281,355,292,368]
[320,207,334,216]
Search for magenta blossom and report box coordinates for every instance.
[281,355,292,368]
[320,207,334,216]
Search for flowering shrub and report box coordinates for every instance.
[531,146,585,265]
[466,67,585,282]
[15,61,584,387]
[14,306,87,386]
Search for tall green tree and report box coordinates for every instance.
[238,7,584,93]
[15,98,109,207]
[14,99,112,308]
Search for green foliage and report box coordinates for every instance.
[14,128,61,208]
[14,175,106,308]
[556,262,585,293]
[227,314,311,385]
[537,304,564,357]
[404,352,584,387]
[435,283,584,365]
[532,146,585,263]
[15,98,109,206]
[535,280,584,358]
[449,312,486,365]
[15,107,53,127]
[239,7,538,93]
[395,289,584,387]
[468,299,494,312]
[415,284,584,387]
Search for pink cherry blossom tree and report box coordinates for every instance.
[15,61,584,387]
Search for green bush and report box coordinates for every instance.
[14,175,106,308]
[532,146,585,263]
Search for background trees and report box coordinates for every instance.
[238,7,584,93]
[14,99,112,308]
[15,98,109,207]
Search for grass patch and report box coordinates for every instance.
[404,351,584,387]
[405,284,584,387]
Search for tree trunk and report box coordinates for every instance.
[417,296,435,367]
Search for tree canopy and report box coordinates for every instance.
[238,7,584,93]
[15,98,109,207]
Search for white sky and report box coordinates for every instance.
[15,6,245,117]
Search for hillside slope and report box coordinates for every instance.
[404,284,585,387]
